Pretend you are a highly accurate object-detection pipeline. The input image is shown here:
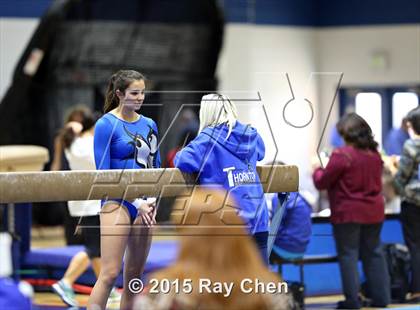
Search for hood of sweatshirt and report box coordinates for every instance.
[201,121,260,161]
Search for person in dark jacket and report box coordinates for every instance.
[174,94,269,263]
[269,192,312,259]
[391,107,420,303]
[312,113,390,309]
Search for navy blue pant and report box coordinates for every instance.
[253,231,268,265]
[333,223,390,307]
[400,201,420,294]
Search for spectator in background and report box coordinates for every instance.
[390,107,420,303]
[165,126,197,168]
[384,117,409,156]
[134,188,295,310]
[50,106,91,171]
[178,108,199,133]
[41,105,93,243]
[51,108,120,308]
[46,105,94,245]
[165,108,199,167]
[159,125,198,223]
[268,191,312,260]
[312,113,390,309]
[266,161,312,260]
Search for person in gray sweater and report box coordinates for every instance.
[391,106,420,303]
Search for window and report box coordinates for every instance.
[355,92,382,147]
[392,92,419,128]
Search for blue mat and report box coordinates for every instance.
[22,240,179,287]
[22,219,405,295]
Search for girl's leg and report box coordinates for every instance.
[120,217,153,309]
[91,257,101,277]
[62,251,90,285]
[87,204,131,310]
[52,252,89,306]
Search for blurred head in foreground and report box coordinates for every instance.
[134,187,293,310]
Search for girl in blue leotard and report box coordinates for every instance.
[88,70,160,310]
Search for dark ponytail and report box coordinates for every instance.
[61,126,77,149]
[104,74,118,113]
[103,70,145,113]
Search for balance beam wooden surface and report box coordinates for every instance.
[0,165,298,204]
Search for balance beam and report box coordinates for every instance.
[0,165,298,204]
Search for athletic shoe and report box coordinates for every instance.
[106,287,121,309]
[52,280,79,307]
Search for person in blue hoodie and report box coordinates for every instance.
[174,93,270,263]
[268,191,312,259]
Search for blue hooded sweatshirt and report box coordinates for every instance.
[174,121,269,234]
[271,192,312,253]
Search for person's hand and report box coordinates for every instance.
[133,198,156,227]
[140,208,156,227]
[65,121,83,135]
[147,198,157,226]
[139,203,155,227]
[311,151,330,170]
[388,155,400,176]
[311,155,323,171]
[147,197,157,225]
